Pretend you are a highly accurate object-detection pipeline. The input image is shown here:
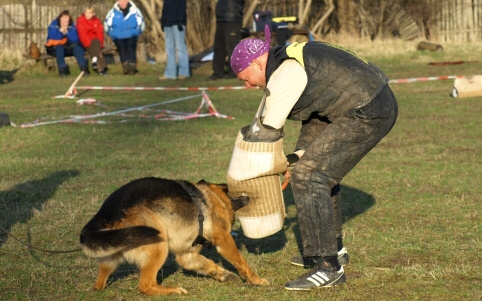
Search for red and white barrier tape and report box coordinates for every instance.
[21,92,232,128]
[75,85,252,91]
[64,76,462,95]
[388,75,463,84]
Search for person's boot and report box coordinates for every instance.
[80,66,90,77]
[127,62,137,75]
[58,68,68,77]
[122,62,129,74]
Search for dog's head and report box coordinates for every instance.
[197,180,250,211]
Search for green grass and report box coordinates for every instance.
[0,44,481,300]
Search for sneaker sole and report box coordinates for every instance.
[284,272,346,291]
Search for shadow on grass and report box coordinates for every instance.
[0,170,80,245]
[0,68,19,85]
[234,183,376,256]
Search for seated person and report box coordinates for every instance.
[46,10,89,77]
[77,6,107,75]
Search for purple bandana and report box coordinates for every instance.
[230,24,271,75]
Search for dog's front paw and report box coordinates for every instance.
[173,287,188,295]
[139,284,188,296]
[250,277,270,285]
[215,269,237,282]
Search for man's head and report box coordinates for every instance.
[118,0,129,9]
[230,25,271,88]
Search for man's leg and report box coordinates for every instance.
[126,36,138,75]
[114,39,126,62]
[211,23,226,79]
[163,26,177,79]
[114,39,128,74]
[174,25,190,78]
[286,86,398,290]
[126,36,138,64]
[223,21,241,78]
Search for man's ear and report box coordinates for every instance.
[253,52,268,72]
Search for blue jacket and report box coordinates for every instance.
[104,1,145,40]
[46,19,80,46]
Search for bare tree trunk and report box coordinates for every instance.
[137,0,163,58]
[186,0,216,52]
[311,0,334,34]
[375,0,388,39]
[338,0,359,36]
[244,0,260,28]
[358,0,376,39]
[338,0,349,35]
[298,0,312,25]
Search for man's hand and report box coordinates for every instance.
[286,153,299,171]
[242,120,283,142]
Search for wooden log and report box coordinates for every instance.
[417,41,444,51]
[452,75,482,98]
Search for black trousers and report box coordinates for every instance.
[291,84,398,258]
[114,36,138,64]
[212,21,242,78]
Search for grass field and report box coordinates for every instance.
[0,39,481,300]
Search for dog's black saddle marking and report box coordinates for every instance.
[175,180,212,249]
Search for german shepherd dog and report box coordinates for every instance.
[80,177,268,295]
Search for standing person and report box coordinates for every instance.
[207,0,244,80]
[230,26,398,290]
[46,10,89,77]
[159,0,190,81]
[104,0,145,75]
[77,7,108,75]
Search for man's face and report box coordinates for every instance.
[237,61,266,88]
[118,0,129,9]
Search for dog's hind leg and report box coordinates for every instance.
[94,256,122,291]
[135,242,188,295]
[212,232,269,285]
[176,251,236,282]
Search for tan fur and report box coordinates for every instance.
[81,179,268,296]
[28,42,40,59]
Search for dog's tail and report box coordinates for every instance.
[80,219,161,258]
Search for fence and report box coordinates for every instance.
[1,0,482,56]
[434,0,482,42]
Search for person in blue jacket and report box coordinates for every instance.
[104,0,145,75]
[46,10,89,77]
[159,0,190,80]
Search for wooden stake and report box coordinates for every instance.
[63,71,84,98]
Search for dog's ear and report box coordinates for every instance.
[217,183,229,194]
[230,194,250,211]
[205,182,229,194]
[197,179,208,185]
